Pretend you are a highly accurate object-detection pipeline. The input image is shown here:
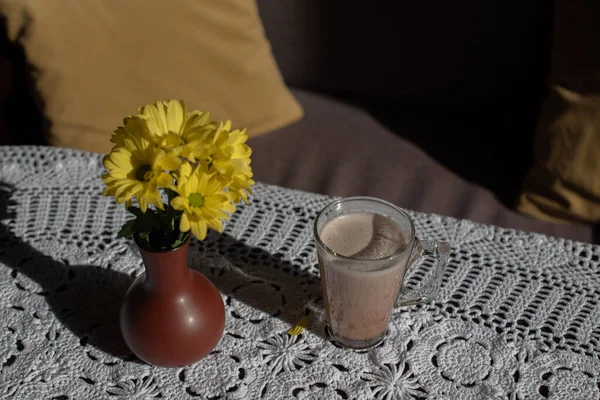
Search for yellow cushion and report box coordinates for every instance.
[517,0,600,223]
[519,87,600,223]
[0,0,303,154]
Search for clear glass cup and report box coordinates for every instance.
[314,197,450,350]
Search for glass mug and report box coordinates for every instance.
[314,197,450,349]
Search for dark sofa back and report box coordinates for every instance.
[258,0,553,110]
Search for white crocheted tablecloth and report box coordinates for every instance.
[1,146,599,399]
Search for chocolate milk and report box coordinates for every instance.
[319,212,411,346]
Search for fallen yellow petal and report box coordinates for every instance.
[287,312,307,336]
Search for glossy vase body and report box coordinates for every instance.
[120,239,225,367]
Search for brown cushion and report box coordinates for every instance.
[250,89,593,243]
[517,0,600,223]
[0,0,303,154]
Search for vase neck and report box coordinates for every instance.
[138,241,191,292]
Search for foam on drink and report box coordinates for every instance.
[321,212,408,265]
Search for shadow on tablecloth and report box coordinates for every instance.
[0,182,140,363]
[190,232,329,341]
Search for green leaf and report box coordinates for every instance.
[127,206,145,218]
[132,209,159,233]
[151,210,164,230]
[137,231,151,248]
[117,219,136,239]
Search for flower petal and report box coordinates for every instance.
[164,100,185,134]
[170,196,187,210]
[191,220,207,241]
[156,172,174,189]
[141,103,167,136]
[150,191,164,210]
[179,162,192,179]
[137,195,148,213]
[179,213,191,232]
[160,153,182,171]
[188,173,199,193]
[206,218,223,233]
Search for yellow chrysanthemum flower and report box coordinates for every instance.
[209,121,255,203]
[137,100,216,161]
[102,136,181,212]
[170,162,236,240]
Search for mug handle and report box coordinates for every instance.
[395,239,451,307]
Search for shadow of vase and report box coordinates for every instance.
[0,184,137,363]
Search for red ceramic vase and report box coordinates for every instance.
[120,238,225,367]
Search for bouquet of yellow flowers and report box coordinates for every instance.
[102,100,254,250]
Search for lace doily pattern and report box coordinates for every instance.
[1,146,599,399]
